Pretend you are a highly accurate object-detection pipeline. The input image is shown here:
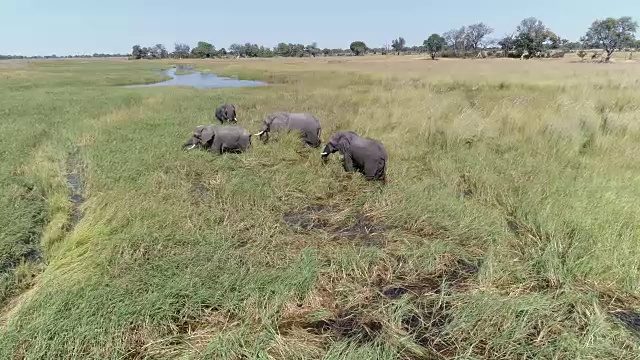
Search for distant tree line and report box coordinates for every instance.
[2,16,637,62]
[126,16,637,63]
[0,53,126,60]
[128,41,352,59]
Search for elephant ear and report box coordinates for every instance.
[263,113,278,130]
[199,127,215,145]
[265,113,277,126]
[336,134,351,154]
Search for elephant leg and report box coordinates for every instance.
[212,138,224,154]
[342,154,355,173]
[221,142,236,153]
[240,139,250,151]
[304,129,321,148]
[364,160,386,181]
[224,140,243,153]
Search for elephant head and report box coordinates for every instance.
[253,112,285,142]
[321,131,358,161]
[182,125,215,150]
[224,104,237,123]
[321,130,388,183]
[215,104,237,124]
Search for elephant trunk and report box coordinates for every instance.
[182,137,198,150]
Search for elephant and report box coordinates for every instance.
[182,124,252,154]
[253,112,322,147]
[321,131,387,183]
[215,103,237,124]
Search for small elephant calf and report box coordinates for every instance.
[321,131,387,183]
[183,124,252,154]
[215,103,237,124]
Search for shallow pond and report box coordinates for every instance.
[124,66,266,89]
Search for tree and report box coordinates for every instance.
[305,42,320,57]
[241,43,260,57]
[350,41,367,56]
[290,43,305,57]
[191,41,215,58]
[443,27,468,55]
[391,37,406,55]
[465,23,494,50]
[275,43,290,57]
[424,34,446,60]
[150,44,168,59]
[514,17,557,58]
[382,42,391,55]
[131,45,143,59]
[582,17,637,62]
[140,47,151,59]
[173,43,190,58]
[228,43,243,57]
[498,33,516,57]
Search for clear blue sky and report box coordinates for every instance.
[1,0,639,56]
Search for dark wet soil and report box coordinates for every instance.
[282,204,388,246]
[402,301,453,356]
[306,309,383,343]
[380,258,480,299]
[276,254,481,359]
[0,249,43,273]
[611,310,640,334]
[65,150,85,230]
[279,203,484,355]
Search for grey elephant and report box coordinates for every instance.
[183,124,252,154]
[321,131,387,183]
[215,103,237,124]
[253,112,322,147]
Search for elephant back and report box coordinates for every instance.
[287,113,321,130]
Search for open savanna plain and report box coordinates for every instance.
[2,54,640,359]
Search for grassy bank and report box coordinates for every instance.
[1,56,640,359]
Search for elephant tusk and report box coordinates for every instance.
[254,130,265,136]
[186,144,196,150]
[320,152,329,156]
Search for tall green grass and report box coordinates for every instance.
[1,57,640,359]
